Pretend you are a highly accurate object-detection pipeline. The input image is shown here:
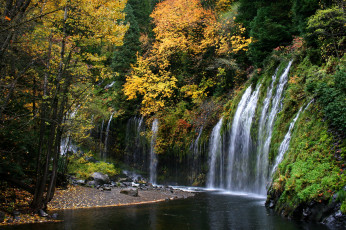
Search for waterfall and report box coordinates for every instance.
[203,60,296,195]
[226,84,261,191]
[149,118,159,184]
[262,60,293,160]
[191,126,203,157]
[254,69,278,194]
[100,119,104,153]
[103,112,114,159]
[271,100,313,175]
[60,108,79,155]
[189,126,203,184]
[207,118,223,188]
[125,116,146,168]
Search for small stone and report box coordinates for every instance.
[104,186,111,191]
[51,213,58,219]
[120,188,139,197]
[39,209,49,217]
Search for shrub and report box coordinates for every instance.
[68,154,120,179]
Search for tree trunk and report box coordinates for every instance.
[31,4,69,211]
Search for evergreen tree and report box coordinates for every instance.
[112,3,141,77]
[249,1,294,65]
[237,0,294,66]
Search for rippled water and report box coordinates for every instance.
[3,191,330,230]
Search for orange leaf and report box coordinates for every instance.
[5,16,11,21]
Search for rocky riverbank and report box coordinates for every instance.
[48,184,195,210]
[0,182,195,226]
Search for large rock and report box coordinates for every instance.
[120,188,138,197]
[89,172,110,185]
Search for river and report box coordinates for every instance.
[3,189,330,230]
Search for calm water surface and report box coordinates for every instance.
[3,190,330,230]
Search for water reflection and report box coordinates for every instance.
[2,192,331,230]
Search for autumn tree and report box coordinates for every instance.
[123,0,253,114]
[0,0,127,211]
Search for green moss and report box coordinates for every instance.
[272,103,345,213]
[341,201,346,214]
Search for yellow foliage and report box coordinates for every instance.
[151,0,216,56]
[123,55,177,116]
[216,0,234,12]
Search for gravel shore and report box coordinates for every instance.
[48,185,195,210]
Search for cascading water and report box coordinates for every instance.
[261,60,293,162]
[60,108,79,155]
[226,84,261,192]
[149,119,159,184]
[189,126,203,184]
[125,116,147,169]
[205,61,295,194]
[254,69,278,194]
[253,61,293,194]
[271,100,313,175]
[207,118,223,188]
[103,112,114,159]
[99,119,104,153]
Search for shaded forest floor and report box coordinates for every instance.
[0,184,194,226]
[0,185,61,225]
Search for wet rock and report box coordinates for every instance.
[323,210,346,229]
[90,172,110,185]
[120,188,139,197]
[39,209,49,217]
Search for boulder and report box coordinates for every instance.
[120,188,139,197]
[90,172,110,185]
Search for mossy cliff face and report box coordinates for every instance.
[266,104,345,223]
[265,55,345,227]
